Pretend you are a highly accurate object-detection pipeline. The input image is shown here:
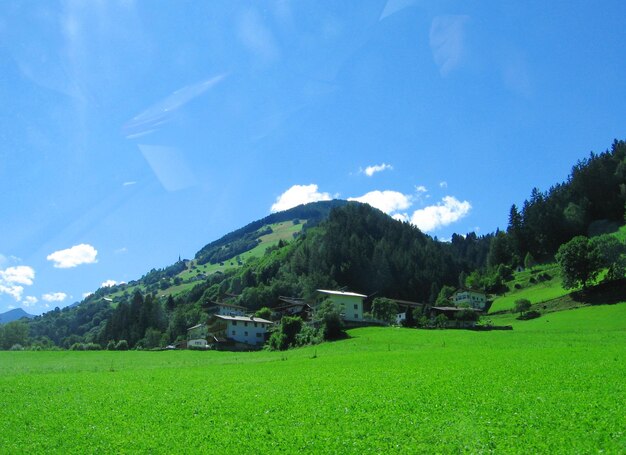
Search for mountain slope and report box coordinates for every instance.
[0,308,34,324]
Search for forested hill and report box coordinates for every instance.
[494,139,626,266]
[194,200,348,265]
[13,138,626,350]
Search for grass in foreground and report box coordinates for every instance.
[1,303,624,453]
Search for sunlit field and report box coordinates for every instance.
[1,303,624,453]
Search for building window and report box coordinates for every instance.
[232,321,237,326]
[244,322,248,327]
[353,304,358,310]
[256,333,262,338]
[254,322,258,327]
[231,330,235,336]
[354,314,358,319]
[244,331,248,336]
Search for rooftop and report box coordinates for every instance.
[317,289,367,298]
[215,315,273,324]
[187,323,206,331]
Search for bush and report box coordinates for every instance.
[434,314,448,328]
[517,310,541,320]
[106,340,116,351]
[10,344,24,351]
[317,302,344,340]
[295,325,321,347]
[115,340,129,351]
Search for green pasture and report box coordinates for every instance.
[489,263,567,313]
[177,221,304,279]
[1,303,624,453]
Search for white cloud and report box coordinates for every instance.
[123,181,136,186]
[271,184,332,212]
[363,163,393,177]
[42,292,68,302]
[439,181,448,188]
[0,266,35,285]
[430,15,470,75]
[47,244,98,268]
[0,284,24,301]
[348,190,412,214]
[392,213,409,223]
[115,247,128,254]
[0,265,35,301]
[409,196,471,232]
[23,296,38,307]
[101,280,118,288]
[82,292,93,299]
[415,185,428,193]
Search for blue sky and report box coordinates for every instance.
[1,0,625,314]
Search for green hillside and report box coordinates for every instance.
[2,302,624,453]
[490,225,626,314]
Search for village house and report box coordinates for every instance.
[207,315,273,347]
[392,299,427,325]
[206,301,247,317]
[451,288,488,310]
[316,289,366,322]
[272,296,313,321]
[187,323,210,349]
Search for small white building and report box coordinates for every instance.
[451,289,488,310]
[187,323,209,349]
[209,315,273,346]
[316,289,366,322]
[213,302,247,317]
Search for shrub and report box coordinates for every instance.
[106,340,116,351]
[115,340,129,351]
[10,344,24,351]
[434,314,448,328]
[517,310,541,320]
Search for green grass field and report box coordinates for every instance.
[489,264,569,314]
[1,303,624,453]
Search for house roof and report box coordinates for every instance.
[454,288,486,295]
[215,315,273,324]
[392,299,426,307]
[187,323,206,331]
[278,296,308,305]
[317,289,367,298]
[208,300,247,310]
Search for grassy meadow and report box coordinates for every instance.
[1,303,625,453]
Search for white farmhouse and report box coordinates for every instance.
[207,302,247,317]
[316,289,367,322]
[451,288,488,310]
[187,323,209,349]
[209,315,273,346]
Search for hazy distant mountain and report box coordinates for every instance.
[0,308,35,324]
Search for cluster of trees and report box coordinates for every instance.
[99,291,169,349]
[556,234,626,289]
[0,320,29,350]
[267,301,345,351]
[493,140,626,268]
